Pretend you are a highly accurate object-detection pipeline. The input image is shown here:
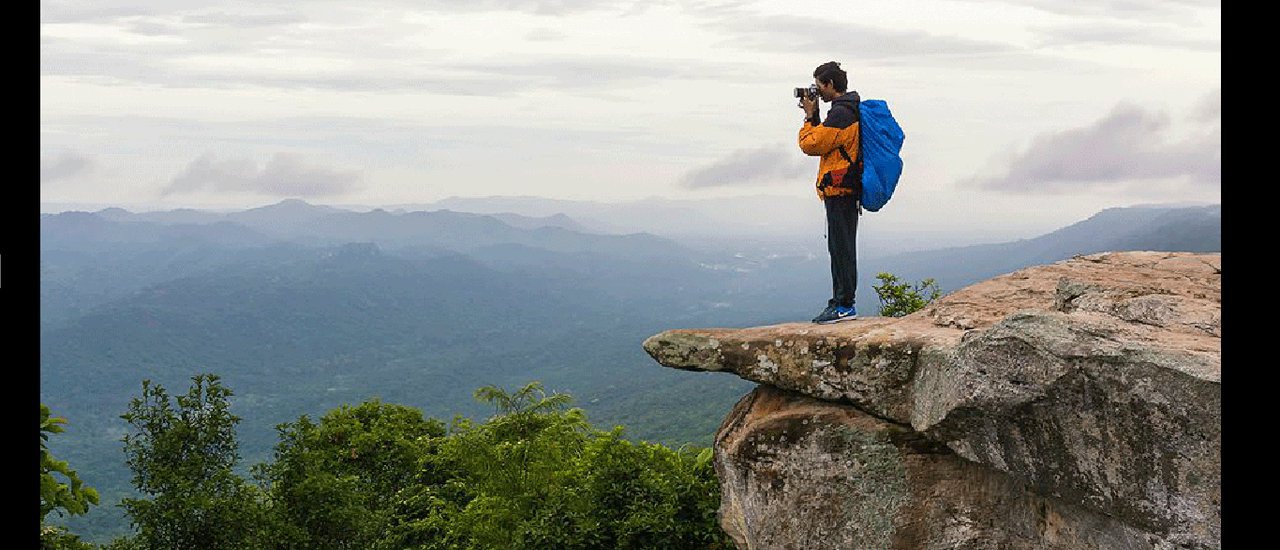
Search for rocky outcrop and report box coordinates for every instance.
[643,251,1221,549]
[717,385,1170,549]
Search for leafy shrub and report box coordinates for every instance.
[41,404,99,549]
[82,377,731,549]
[872,272,942,317]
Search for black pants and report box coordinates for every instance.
[824,194,859,309]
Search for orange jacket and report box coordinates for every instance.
[799,92,861,200]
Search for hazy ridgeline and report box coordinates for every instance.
[39,199,1220,541]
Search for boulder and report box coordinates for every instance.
[644,251,1221,548]
[717,385,1170,549]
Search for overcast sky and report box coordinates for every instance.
[41,0,1220,235]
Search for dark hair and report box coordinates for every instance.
[813,61,847,92]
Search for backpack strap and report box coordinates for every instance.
[840,100,865,214]
[836,145,864,215]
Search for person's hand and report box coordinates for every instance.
[801,95,817,120]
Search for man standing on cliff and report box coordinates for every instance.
[800,61,862,324]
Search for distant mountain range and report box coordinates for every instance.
[66,198,647,253]
[39,199,1219,542]
[42,199,1221,324]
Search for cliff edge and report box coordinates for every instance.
[643,251,1221,549]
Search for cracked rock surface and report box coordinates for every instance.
[717,385,1172,550]
[643,251,1220,549]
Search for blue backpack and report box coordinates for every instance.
[838,99,904,212]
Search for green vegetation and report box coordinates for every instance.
[62,375,731,549]
[39,240,755,542]
[257,398,447,549]
[41,404,100,550]
[872,272,942,317]
[112,375,272,549]
[377,382,728,549]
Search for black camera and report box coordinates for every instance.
[793,85,818,101]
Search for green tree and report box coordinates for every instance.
[39,527,97,550]
[116,374,272,549]
[103,377,730,549]
[256,399,447,549]
[523,429,728,549]
[379,381,731,549]
[872,272,942,317]
[440,381,593,548]
[40,404,99,549]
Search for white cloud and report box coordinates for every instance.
[975,0,1214,18]
[181,11,308,27]
[41,150,94,183]
[40,0,644,24]
[162,152,364,197]
[961,92,1220,195]
[680,145,811,188]
[524,27,567,41]
[691,10,1016,59]
[412,0,635,15]
[1030,21,1219,50]
[39,0,1221,225]
[1191,89,1220,123]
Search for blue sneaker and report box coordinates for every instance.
[814,305,857,324]
[810,305,836,323]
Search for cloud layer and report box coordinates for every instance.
[40,0,1220,221]
[979,0,1215,18]
[41,150,94,183]
[39,0,642,24]
[680,145,811,188]
[162,152,363,197]
[1031,21,1219,51]
[689,9,1016,60]
[962,91,1220,194]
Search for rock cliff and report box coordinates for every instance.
[643,251,1221,549]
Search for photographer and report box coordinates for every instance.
[798,61,862,324]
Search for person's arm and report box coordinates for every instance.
[799,121,838,156]
[799,103,855,156]
[799,95,820,126]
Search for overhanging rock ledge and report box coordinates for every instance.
[643,251,1221,549]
